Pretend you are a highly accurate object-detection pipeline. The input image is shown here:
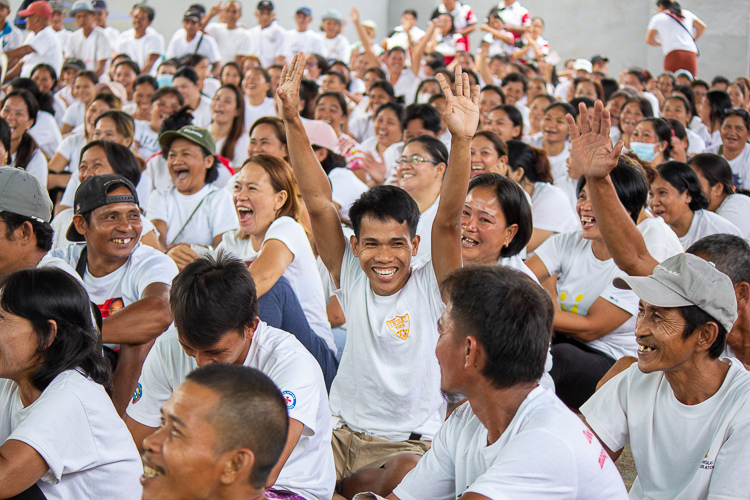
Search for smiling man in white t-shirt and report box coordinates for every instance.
[278,55,477,497]
[582,253,750,499]
[45,174,177,414]
[126,254,335,500]
[355,266,629,500]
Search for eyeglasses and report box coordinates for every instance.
[396,155,440,166]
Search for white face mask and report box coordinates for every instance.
[630,141,658,162]
[416,93,432,104]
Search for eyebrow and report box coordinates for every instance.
[161,408,187,428]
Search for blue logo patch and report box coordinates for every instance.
[132,383,142,404]
[282,390,296,410]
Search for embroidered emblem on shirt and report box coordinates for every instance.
[282,391,296,410]
[132,383,142,404]
[386,313,410,340]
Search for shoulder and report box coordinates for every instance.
[130,243,178,269]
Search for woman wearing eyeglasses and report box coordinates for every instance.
[395,134,449,259]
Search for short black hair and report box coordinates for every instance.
[402,8,417,18]
[490,104,523,140]
[404,103,442,135]
[185,364,288,489]
[656,161,709,212]
[134,74,158,91]
[349,185,420,239]
[578,156,648,224]
[711,75,730,87]
[721,108,750,130]
[600,77,619,101]
[405,135,448,166]
[501,72,528,92]
[133,3,155,21]
[441,265,554,389]
[688,153,734,196]
[0,211,53,252]
[115,59,140,77]
[704,90,732,127]
[673,84,698,117]
[1,268,110,391]
[80,140,142,186]
[170,253,260,350]
[375,101,404,130]
[324,70,346,86]
[174,67,200,85]
[182,53,208,68]
[151,86,184,105]
[468,173,532,257]
[679,305,726,359]
[545,100,576,119]
[687,234,750,286]
[481,84,505,104]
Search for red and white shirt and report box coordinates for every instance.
[497,0,531,39]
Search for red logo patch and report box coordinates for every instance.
[598,449,607,469]
[583,429,593,444]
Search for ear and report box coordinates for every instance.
[73,213,89,238]
[710,182,724,201]
[512,125,522,138]
[350,234,360,258]
[313,148,328,163]
[273,189,288,212]
[411,234,421,257]
[735,282,750,310]
[244,319,260,341]
[42,320,58,350]
[124,137,133,148]
[694,322,720,355]
[464,335,485,371]
[434,162,446,179]
[219,448,255,486]
[504,223,519,246]
[507,167,524,183]
[204,153,214,171]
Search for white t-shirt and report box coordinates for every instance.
[383,65,419,105]
[65,27,111,70]
[678,209,744,249]
[0,370,143,500]
[204,23,252,65]
[101,25,120,49]
[20,26,63,78]
[46,242,177,318]
[483,31,515,56]
[500,254,539,283]
[392,388,628,500]
[329,242,446,441]
[547,142,571,180]
[127,325,335,500]
[28,110,63,159]
[62,100,85,128]
[134,120,160,160]
[637,216,684,263]
[320,34,350,64]
[0,21,23,51]
[708,143,750,190]
[328,167,368,219]
[10,148,47,189]
[535,230,640,360]
[115,27,164,71]
[716,194,750,244]
[191,96,213,128]
[553,173,579,211]
[247,22,289,68]
[53,28,71,49]
[244,96,277,131]
[55,131,87,175]
[530,182,579,233]
[216,217,335,353]
[414,195,440,260]
[385,25,425,51]
[215,133,250,169]
[647,10,698,55]
[142,153,172,192]
[286,29,326,57]
[165,30,221,63]
[147,184,239,246]
[581,359,750,500]
[685,127,706,155]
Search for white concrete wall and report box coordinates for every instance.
[66,0,749,81]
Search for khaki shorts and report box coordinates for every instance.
[331,426,431,480]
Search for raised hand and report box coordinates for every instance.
[566,100,623,180]
[275,52,305,122]
[350,6,359,24]
[437,65,480,140]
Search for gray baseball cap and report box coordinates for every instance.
[613,253,737,332]
[0,167,53,223]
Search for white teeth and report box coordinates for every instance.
[471,165,484,170]
[143,465,162,478]
[401,173,415,179]
[373,268,396,277]
[638,345,655,352]
[113,238,132,244]
[237,207,252,212]
[461,236,478,245]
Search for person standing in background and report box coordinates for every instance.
[646,0,705,77]
[92,0,120,51]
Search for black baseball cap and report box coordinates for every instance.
[257,0,273,11]
[591,55,609,65]
[67,174,139,242]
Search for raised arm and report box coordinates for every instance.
[276,53,347,286]
[410,20,435,77]
[475,43,494,88]
[351,7,380,68]
[567,101,658,276]
[432,66,479,287]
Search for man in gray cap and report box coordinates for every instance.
[0,0,23,52]
[581,253,750,500]
[65,0,111,77]
[0,166,69,278]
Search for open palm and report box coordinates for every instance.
[275,52,305,122]
[438,65,480,140]
[566,100,623,180]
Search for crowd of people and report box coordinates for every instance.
[0,0,749,498]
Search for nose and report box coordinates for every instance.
[141,425,164,453]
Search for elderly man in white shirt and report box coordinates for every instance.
[115,4,164,74]
[247,0,289,67]
[166,8,221,77]
[5,1,63,80]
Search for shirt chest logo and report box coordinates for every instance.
[386,313,410,340]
